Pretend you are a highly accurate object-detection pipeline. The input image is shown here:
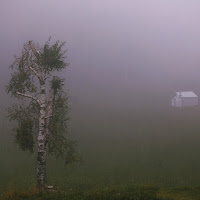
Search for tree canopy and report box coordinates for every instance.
[6,38,80,188]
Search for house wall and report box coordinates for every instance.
[171,95,182,107]
[182,97,198,107]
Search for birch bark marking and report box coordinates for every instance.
[45,81,54,149]
[37,73,47,188]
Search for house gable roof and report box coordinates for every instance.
[176,91,198,98]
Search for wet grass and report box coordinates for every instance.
[0,184,169,200]
[158,187,200,200]
[1,91,200,195]
[3,184,200,200]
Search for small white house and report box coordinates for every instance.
[171,91,198,108]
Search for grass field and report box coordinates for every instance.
[2,185,200,200]
[0,184,167,200]
[1,89,200,196]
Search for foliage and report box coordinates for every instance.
[15,118,34,152]
[47,84,81,164]
[6,38,79,165]
[6,38,68,97]
[39,38,68,73]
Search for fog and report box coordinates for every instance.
[1,0,200,189]
[1,1,200,99]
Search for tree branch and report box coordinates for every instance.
[28,65,41,80]
[16,92,40,105]
[28,41,40,59]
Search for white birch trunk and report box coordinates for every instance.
[37,74,47,188]
[45,82,54,148]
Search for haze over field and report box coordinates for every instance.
[1,1,200,102]
[1,0,200,190]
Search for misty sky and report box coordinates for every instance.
[1,0,200,107]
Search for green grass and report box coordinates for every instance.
[3,184,200,200]
[158,187,200,200]
[3,185,200,200]
[0,184,169,200]
[2,91,200,193]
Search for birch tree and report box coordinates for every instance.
[6,38,80,189]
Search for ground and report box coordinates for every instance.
[1,185,200,200]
